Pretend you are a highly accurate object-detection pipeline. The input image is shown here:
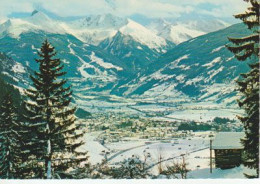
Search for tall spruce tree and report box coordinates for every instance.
[226,0,259,178]
[0,94,22,179]
[23,40,88,179]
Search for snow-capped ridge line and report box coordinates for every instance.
[0,11,170,49]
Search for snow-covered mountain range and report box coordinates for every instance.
[0,10,251,109]
[0,10,230,47]
[0,11,169,50]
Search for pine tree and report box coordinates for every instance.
[23,40,88,179]
[0,94,22,179]
[226,0,259,178]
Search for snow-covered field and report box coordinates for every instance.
[80,132,108,164]
[74,93,243,124]
[165,108,242,122]
[82,132,211,163]
[188,165,256,179]
[81,131,254,179]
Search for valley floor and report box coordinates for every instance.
[81,131,254,179]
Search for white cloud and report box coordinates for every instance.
[0,0,34,18]
[112,0,194,18]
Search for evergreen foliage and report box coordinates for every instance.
[22,40,88,179]
[226,0,259,178]
[178,121,215,131]
[0,94,23,179]
[0,77,22,115]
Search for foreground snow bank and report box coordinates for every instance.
[188,165,256,179]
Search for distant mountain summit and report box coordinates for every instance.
[31,10,39,16]
[147,18,229,45]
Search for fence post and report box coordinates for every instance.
[210,139,212,173]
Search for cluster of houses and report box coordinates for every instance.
[81,113,247,171]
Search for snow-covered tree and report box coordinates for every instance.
[226,0,259,178]
[110,155,150,179]
[23,40,88,179]
[0,94,22,179]
[160,156,190,179]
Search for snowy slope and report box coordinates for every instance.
[119,19,167,50]
[0,11,68,38]
[0,52,30,89]
[0,31,129,102]
[0,10,173,95]
[66,13,127,45]
[0,10,252,108]
[147,18,229,45]
[121,23,253,106]
[148,19,205,44]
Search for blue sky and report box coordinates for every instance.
[0,0,248,22]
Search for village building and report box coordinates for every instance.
[212,132,245,169]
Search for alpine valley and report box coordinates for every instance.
[0,10,251,121]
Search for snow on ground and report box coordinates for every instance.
[199,82,237,104]
[185,75,204,85]
[186,149,211,170]
[166,109,240,122]
[202,57,222,68]
[166,24,205,44]
[89,52,122,71]
[176,74,186,82]
[12,62,26,73]
[67,40,76,55]
[80,131,254,178]
[207,66,224,80]
[141,83,186,99]
[188,165,256,179]
[132,104,172,112]
[80,132,108,164]
[67,40,118,83]
[149,70,174,81]
[169,54,190,68]
[211,45,225,53]
[106,139,146,151]
[77,55,96,79]
[107,133,211,167]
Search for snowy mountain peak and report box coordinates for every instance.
[31,10,39,16]
[71,13,127,29]
[147,18,230,45]
[148,19,206,44]
[0,18,37,38]
[0,10,68,38]
[152,18,170,27]
[27,10,52,24]
[0,11,229,51]
[119,19,167,49]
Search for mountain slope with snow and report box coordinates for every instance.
[0,10,251,108]
[147,18,229,45]
[122,23,253,106]
[0,31,133,104]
